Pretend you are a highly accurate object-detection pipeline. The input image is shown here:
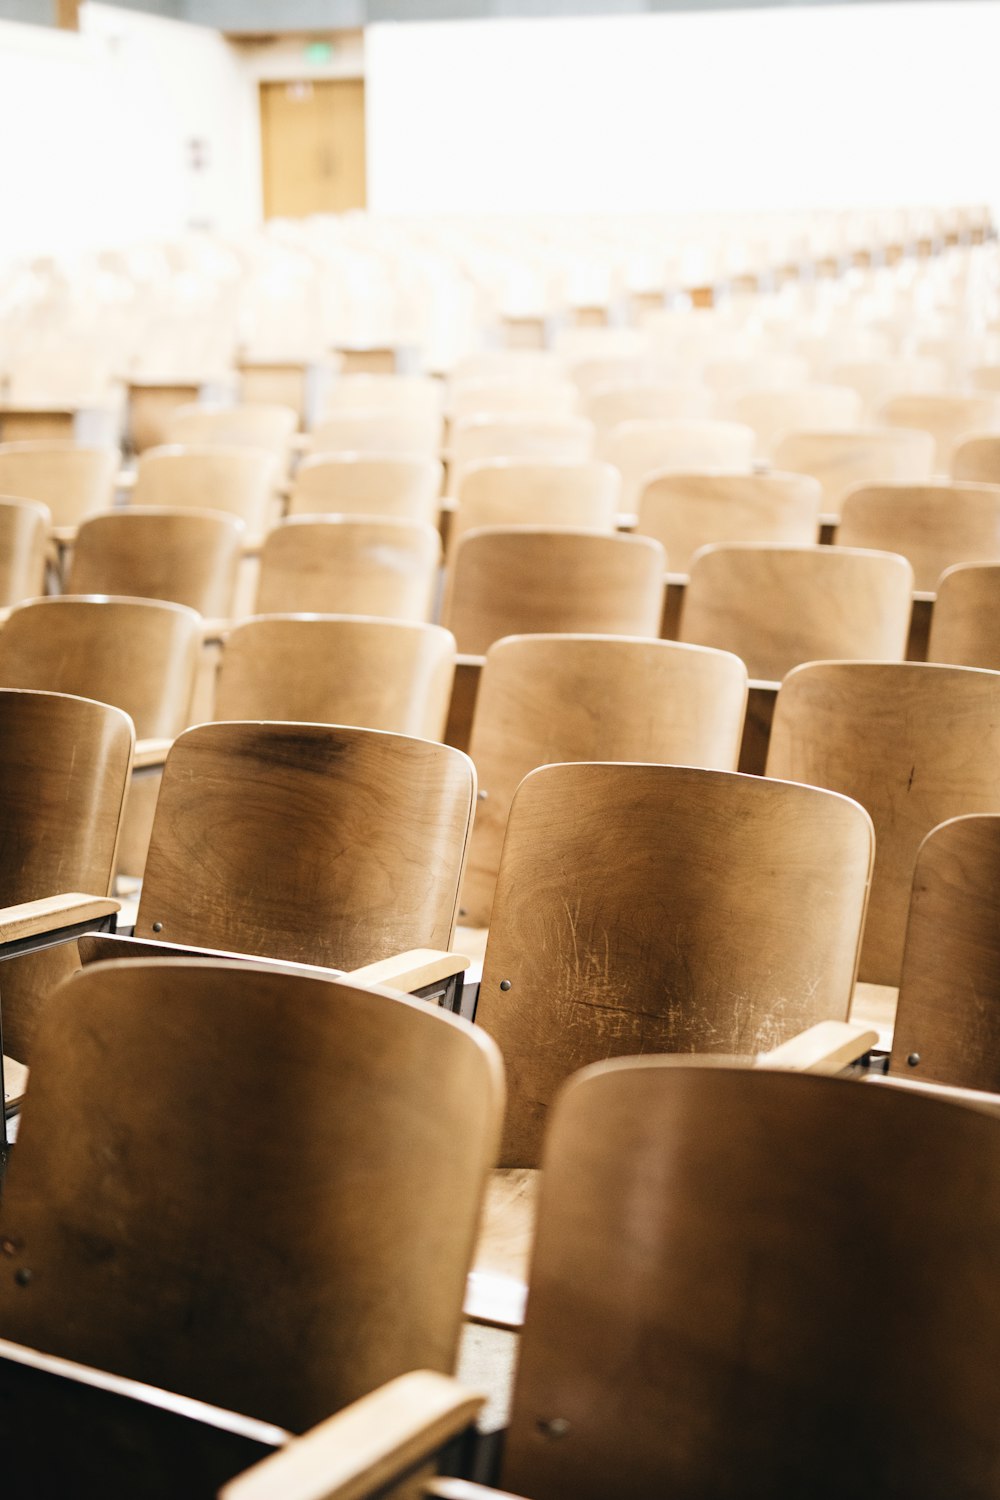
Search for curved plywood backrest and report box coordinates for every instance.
[636,469,823,575]
[461,634,748,927]
[837,482,1000,593]
[0,687,133,907]
[0,442,118,529]
[450,379,579,423]
[680,543,913,682]
[136,721,476,968]
[0,597,202,739]
[952,434,1000,486]
[449,415,594,495]
[164,405,298,464]
[256,517,440,622]
[588,383,716,443]
[878,392,1000,472]
[310,411,442,458]
[131,446,279,533]
[929,563,1000,670]
[829,357,947,419]
[450,458,619,560]
[322,373,443,424]
[442,527,665,655]
[214,615,456,741]
[602,418,756,511]
[0,958,503,1432]
[67,507,245,617]
[505,1061,1000,1499]
[726,385,863,461]
[0,495,50,606]
[287,454,443,523]
[890,814,1000,1090]
[770,428,935,520]
[766,661,1000,987]
[478,762,872,1165]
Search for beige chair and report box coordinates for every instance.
[837,482,1000,592]
[213,615,455,741]
[442,528,665,655]
[878,392,1000,472]
[727,386,864,461]
[680,544,914,682]
[952,434,1000,485]
[477,760,872,1166]
[67,507,245,618]
[256,517,440,622]
[0,442,118,536]
[0,957,502,1435]
[450,379,579,423]
[567,354,681,396]
[309,411,442,458]
[286,453,442,523]
[635,470,823,575]
[603,418,756,512]
[702,353,810,394]
[449,415,594,494]
[928,563,1000,669]
[450,350,566,387]
[766,661,1000,987]
[126,379,202,454]
[322,372,443,427]
[0,496,49,606]
[165,404,298,467]
[130,445,280,537]
[588,383,716,442]
[460,634,748,927]
[970,365,1000,394]
[449,458,619,560]
[771,428,936,522]
[829,357,946,418]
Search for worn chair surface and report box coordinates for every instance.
[0,495,49,606]
[602,417,756,511]
[878,391,1000,472]
[837,481,1000,593]
[256,517,440,623]
[951,433,1000,486]
[726,384,863,460]
[928,562,1000,670]
[449,458,620,560]
[635,470,822,575]
[0,441,118,529]
[131,446,280,534]
[67,507,245,617]
[287,454,442,524]
[770,428,935,520]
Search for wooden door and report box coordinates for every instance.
[260,79,366,218]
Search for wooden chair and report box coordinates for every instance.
[602,418,756,512]
[587,382,716,442]
[888,814,1000,1091]
[829,357,946,419]
[442,528,665,655]
[726,385,863,461]
[66,507,245,618]
[460,634,748,927]
[0,441,118,537]
[449,416,594,494]
[766,661,1000,988]
[309,412,442,458]
[165,404,298,467]
[126,379,202,454]
[680,544,913,682]
[213,616,456,741]
[476,760,872,1166]
[837,481,1000,593]
[256,517,440,622]
[635,470,823,575]
[952,433,1000,485]
[770,428,936,522]
[878,392,1000,472]
[286,453,442,524]
[273,1062,1000,1500]
[928,563,1000,669]
[130,446,280,538]
[322,372,444,428]
[449,458,619,560]
[450,379,579,423]
[702,353,810,394]
[567,353,681,396]
[0,957,502,1438]
[0,496,49,607]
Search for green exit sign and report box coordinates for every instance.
[304,40,333,64]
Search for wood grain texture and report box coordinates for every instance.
[952,434,1000,485]
[879,391,1000,472]
[680,543,914,682]
[771,428,935,520]
[767,661,1000,987]
[929,563,1000,669]
[890,815,1000,1088]
[449,459,619,561]
[131,446,280,535]
[504,1062,1000,1499]
[257,517,440,622]
[0,496,49,606]
[0,959,503,1432]
[477,762,872,1165]
[135,721,475,968]
[602,418,756,511]
[0,597,202,739]
[837,481,1000,593]
[636,469,822,575]
[461,634,748,926]
[214,615,456,741]
[288,455,442,524]
[442,528,665,655]
[68,507,245,618]
[0,441,117,530]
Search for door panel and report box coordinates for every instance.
[260,79,367,218]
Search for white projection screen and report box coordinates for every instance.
[366,2,1000,215]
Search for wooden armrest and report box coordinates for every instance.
[290,433,312,452]
[221,1372,483,1500]
[663,570,689,587]
[133,737,174,771]
[0,893,119,945]
[756,1020,879,1074]
[202,619,231,645]
[240,538,264,558]
[747,677,780,694]
[4,1055,29,1112]
[50,525,79,545]
[428,1482,525,1500]
[455,652,486,670]
[345,949,470,993]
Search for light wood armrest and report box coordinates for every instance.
[290,433,312,453]
[747,677,780,694]
[50,525,79,545]
[346,949,470,992]
[115,468,137,490]
[428,1482,525,1500]
[221,1372,484,1500]
[756,1020,879,1074]
[202,619,231,645]
[133,737,173,770]
[455,652,486,670]
[240,538,264,558]
[0,893,119,945]
[4,1055,29,1111]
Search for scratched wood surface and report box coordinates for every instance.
[257,517,440,622]
[837,482,1000,593]
[135,721,475,969]
[476,761,873,1166]
[767,661,1000,988]
[0,959,503,1433]
[635,469,822,575]
[68,508,245,618]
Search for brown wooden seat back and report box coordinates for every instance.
[837,482,1000,593]
[770,428,935,521]
[131,446,279,534]
[0,495,49,606]
[67,507,245,617]
[635,470,822,574]
[287,454,442,523]
[928,562,1000,670]
[257,517,440,622]
[952,433,1000,485]
[0,441,118,529]
[878,391,1000,472]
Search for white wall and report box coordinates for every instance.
[366,3,1000,215]
[0,3,258,261]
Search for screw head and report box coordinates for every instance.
[907,1053,921,1068]
[500,979,511,992]
[14,1267,32,1286]
[537,1417,570,1439]
[152,921,163,933]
